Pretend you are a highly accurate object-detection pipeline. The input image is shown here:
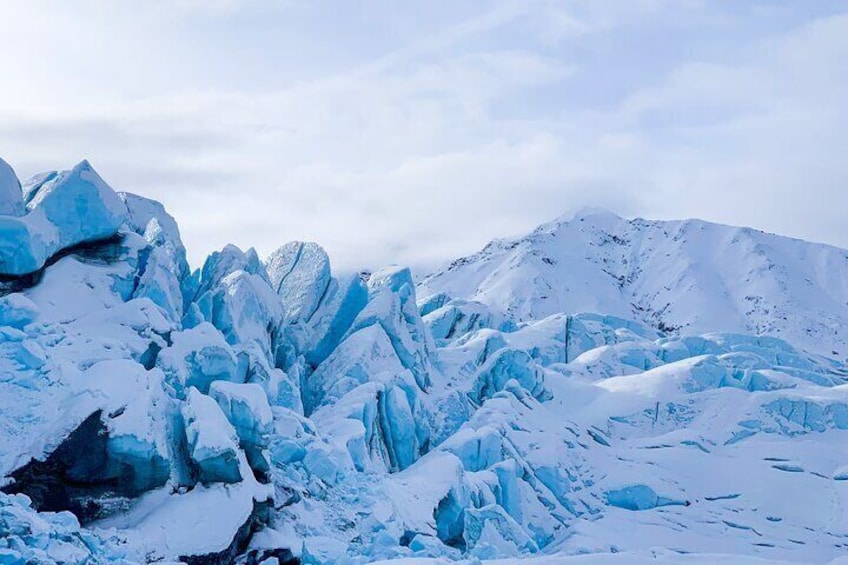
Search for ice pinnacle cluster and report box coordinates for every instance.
[1,158,848,565]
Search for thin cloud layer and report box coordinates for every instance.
[0,1,846,272]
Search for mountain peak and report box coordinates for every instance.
[421,211,848,359]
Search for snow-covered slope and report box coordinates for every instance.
[1,159,847,565]
[419,209,848,360]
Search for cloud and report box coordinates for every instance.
[0,2,845,274]
[605,13,848,242]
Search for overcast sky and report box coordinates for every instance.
[1,0,846,272]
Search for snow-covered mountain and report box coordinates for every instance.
[420,209,848,360]
[1,158,848,565]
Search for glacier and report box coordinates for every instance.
[0,161,127,277]
[1,158,848,565]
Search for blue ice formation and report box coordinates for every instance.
[605,484,688,511]
[157,322,240,395]
[472,348,550,404]
[0,161,127,276]
[266,241,332,323]
[0,493,130,564]
[182,387,243,484]
[0,158,25,217]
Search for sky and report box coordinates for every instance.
[0,0,846,273]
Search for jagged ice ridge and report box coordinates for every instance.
[1,158,848,565]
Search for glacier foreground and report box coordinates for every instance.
[1,158,848,565]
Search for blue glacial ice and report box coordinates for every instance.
[182,387,243,485]
[0,161,127,276]
[265,241,332,323]
[157,322,240,395]
[0,158,25,217]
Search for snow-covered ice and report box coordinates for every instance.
[0,161,127,276]
[2,162,848,564]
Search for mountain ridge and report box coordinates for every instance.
[419,208,848,360]
[2,158,848,565]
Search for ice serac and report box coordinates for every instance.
[350,266,436,391]
[421,295,513,343]
[85,360,173,497]
[26,160,127,248]
[120,192,190,321]
[299,264,435,430]
[192,245,284,389]
[302,273,369,368]
[209,381,274,475]
[311,366,431,473]
[264,241,366,377]
[3,360,173,523]
[266,241,331,323]
[133,243,185,322]
[119,191,188,275]
[157,322,240,395]
[0,160,127,276]
[182,387,243,485]
[305,322,401,411]
[210,381,273,449]
[0,158,25,216]
[464,505,538,558]
[472,348,550,404]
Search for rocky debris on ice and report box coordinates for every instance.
[1,359,173,524]
[83,360,173,496]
